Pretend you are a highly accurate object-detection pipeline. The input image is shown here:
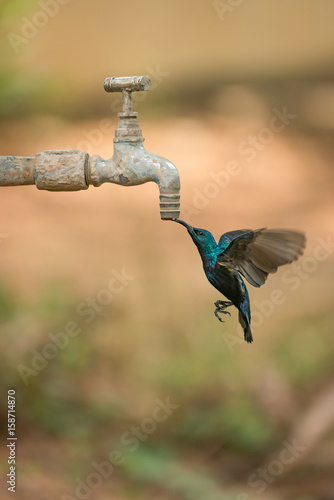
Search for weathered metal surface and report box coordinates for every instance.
[104,76,150,117]
[104,76,151,92]
[114,114,144,144]
[88,91,180,219]
[0,75,180,219]
[35,150,89,191]
[122,91,134,114]
[88,141,180,219]
[0,156,35,186]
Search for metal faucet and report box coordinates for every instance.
[0,76,180,220]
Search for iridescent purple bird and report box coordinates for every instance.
[173,220,306,343]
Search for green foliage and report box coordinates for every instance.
[33,282,74,319]
[274,309,334,386]
[0,0,67,119]
[218,398,273,450]
[0,280,18,320]
[177,398,273,451]
[124,444,229,500]
[0,0,36,19]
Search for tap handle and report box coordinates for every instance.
[104,76,151,93]
[104,76,151,115]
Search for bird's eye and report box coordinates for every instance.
[197,230,204,236]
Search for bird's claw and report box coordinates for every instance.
[214,300,233,323]
[214,310,228,323]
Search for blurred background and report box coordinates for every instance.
[0,1,334,499]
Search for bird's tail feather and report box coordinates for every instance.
[238,306,253,343]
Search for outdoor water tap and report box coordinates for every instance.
[89,76,180,219]
[0,76,180,220]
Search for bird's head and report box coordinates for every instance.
[173,219,217,260]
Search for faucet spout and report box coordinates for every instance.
[88,142,180,220]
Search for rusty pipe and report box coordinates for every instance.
[0,146,180,219]
[0,75,181,219]
[0,156,35,186]
[0,150,89,191]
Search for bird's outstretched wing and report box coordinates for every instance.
[217,228,306,287]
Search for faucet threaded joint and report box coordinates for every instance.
[159,193,180,220]
[114,115,144,144]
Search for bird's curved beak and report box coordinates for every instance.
[172,218,192,230]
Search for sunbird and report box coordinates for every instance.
[173,220,306,343]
